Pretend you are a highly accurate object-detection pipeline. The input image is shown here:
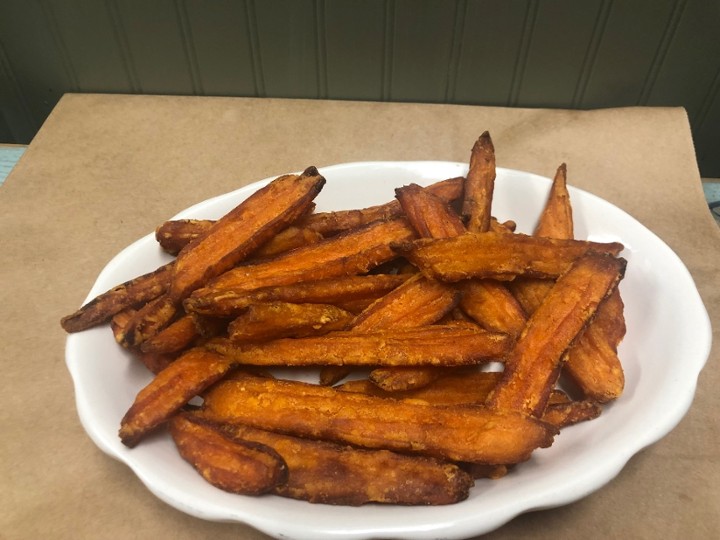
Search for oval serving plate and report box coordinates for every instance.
[66,161,711,540]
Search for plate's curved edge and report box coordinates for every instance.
[63,161,714,540]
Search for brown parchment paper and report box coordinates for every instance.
[1,94,717,540]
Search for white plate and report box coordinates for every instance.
[66,161,712,540]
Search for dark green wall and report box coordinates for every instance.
[1,0,719,175]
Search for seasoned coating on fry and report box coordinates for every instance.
[141,314,199,355]
[169,414,288,495]
[339,371,599,430]
[119,348,235,447]
[399,232,625,282]
[200,218,417,293]
[351,274,460,332]
[368,365,447,393]
[213,419,475,505]
[395,183,466,239]
[202,374,556,464]
[486,254,627,417]
[534,163,573,239]
[156,219,214,255]
[116,294,179,349]
[299,177,464,236]
[227,302,354,342]
[60,262,174,333]
[463,132,496,233]
[184,274,409,317]
[206,325,511,368]
[459,280,528,338]
[564,288,626,402]
[169,168,325,301]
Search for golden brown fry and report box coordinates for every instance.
[299,177,464,236]
[395,183,466,239]
[400,232,625,282]
[137,351,178,374]
[116,294,179,349]
[169,414,288,495]
[564,288,626,402]
[140,314,200,355]
[227,302,354,342]
[534,163,573,239]
[214,419,474,505]
[206,325,511,368]
[250,225,323,259]
[169,168,326,301]
[184,274,409,317]
[202,374,556,464]
[459,280,528,338]
[463,132,496,233]
[368,365,446,393]
[351,274,460,333]
[200,218,417,293]
[338,371,592,430]
[110,308,136,348]
[156,219,214,255]
[486,254,627,417]
[542,400,602,429]
[60,262,174,333]
[119,348,235,447]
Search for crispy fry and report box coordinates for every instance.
[351,274,460,333]
[534,163,573,239]
[459,280,527,338]
[198,218,417,293]
[169,167,325,301]
[206,325,511,368]
[399,232,624,282]
[169,414,288,495]
[227,302,354,342]
[140,314,200,355]
[213,418,474,505]
[250,225,323,259]
[202,374,556,464]
[368,365,446,393]
[156,219,214,255]
[338,371,595,429]
[299,176,464,236]
[463,132,496,233]
[486,254,626,417]
[564,288,626,402]
[60,262,174,332]
[184,274,409,318]
[395,183,466,239]
[119,348,235,447]
[137,351,178,374]
[116,293,179,349]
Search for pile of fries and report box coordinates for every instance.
[61,133,627,506]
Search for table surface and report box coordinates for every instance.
[1,94,718,540]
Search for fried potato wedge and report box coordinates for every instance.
[169,414,288,495]
[227,302,354,342]
[201,218,416,294]
[351,274,460,332]
[169,167,325,301]
[463,131,496,233]
[156,219,214,255]
[213,419,474,505]
[459,280,527,338]
[140,313,199,355]
[564,288,626,402]
[395,183,466,239]
[119,348,235,447]
[206,325,511,368]
[400,232,624,282]
[60,262,174,332]
[184,274,409,318]
[115,293,179,349]
[338,371,597,430]
[298,176,464,236]
[202,374,556,464]
[486,254,627,417]
[534,163,573,239]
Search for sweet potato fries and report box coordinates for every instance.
[62,136,629,507]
